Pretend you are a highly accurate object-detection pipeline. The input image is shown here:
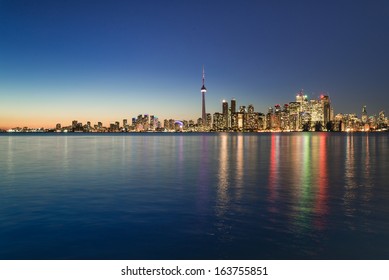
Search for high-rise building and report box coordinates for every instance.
[362,105,368,124]
[222,100,228,129]
[288,102,300,131]
[213,112,223,131]
[201,66,207,126]
[320,95,331,127]
[266,107,273,130]
[274,104,281,130]
[230,98,236,130]
[206,113,212,128]
[72,120,78,130]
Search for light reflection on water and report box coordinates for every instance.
[0,133,388,259]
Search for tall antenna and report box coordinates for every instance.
[202,65,205,87]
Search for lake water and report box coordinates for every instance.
[0,132,388,259]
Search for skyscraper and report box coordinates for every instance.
[320,95,331,127]
[230,98,236,130]
[201,66,207,126]
[362,105,368,124]
[222,100,228,129]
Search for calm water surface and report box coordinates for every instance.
[0,133,388,259]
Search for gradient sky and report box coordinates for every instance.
[1,0,388,129]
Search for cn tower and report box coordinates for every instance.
[201,66,207,126]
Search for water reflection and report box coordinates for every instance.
[268,134,280,213]
[217,134,229,213]
[235,135,244,200]
[315,133,328,229]
[266,133,330,233]
[344,134,357,224]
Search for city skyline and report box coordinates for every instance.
[3,91,387,133]
[1,0,389,129]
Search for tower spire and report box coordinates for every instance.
[202,65,205,87]
[201,66,207,127]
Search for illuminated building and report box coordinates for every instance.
[244,104,261,131]
[169,119,175,131]
[213,112,224,131]
[310,99,324,131]
[230,98,236,130]
[150,115,155,131]
[72,120,78,131]
[197,118,203,127]
[378,111,387,129]
[274,104,281,131]
[321,95,331,127]
[288,102,300,131]
[222,100,229,129]
[361,106,368,125]
[163,119,169,130]
[281,104,290,131]
[183,120,188,130]
[206,113,212,128]
[266,107,273,130]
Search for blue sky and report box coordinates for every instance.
[1,0,388,128]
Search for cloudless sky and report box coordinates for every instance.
[1,0,388,128]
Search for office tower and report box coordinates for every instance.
[206,113,212,128]
[169,119,175,130]
[164,119,169,130]
[378,111,386,129]
[288,102,300,131]
[213,112,223,131]
[320,95,331,127]
[201,66,207,126]
[281,104,290,131]
[245,104,260,131]
[296,90,309,113]
[230,98,236,130]
[362,106,368,124]
[266,107,273,130]
[310,99,324,131]
[150,115,155,131]
[72,120,78,131]
[222,100,228,129]
[123,119,128,128]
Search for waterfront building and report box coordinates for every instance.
[230,98,236,130]
[163,119,169,130]
[266,107,273,130]
[206,113,212,128]
[310,99,324,131]
[213,112,224,131]
[222,100,229,129]
[321,95,331,127]
[281,104,290,131]
[288,102,300,131]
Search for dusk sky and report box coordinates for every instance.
[1,0,388,129]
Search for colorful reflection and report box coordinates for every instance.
[344,134,356,224]
[216,133,229,216]
[268,133,280,213]
[267,133,330,233]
